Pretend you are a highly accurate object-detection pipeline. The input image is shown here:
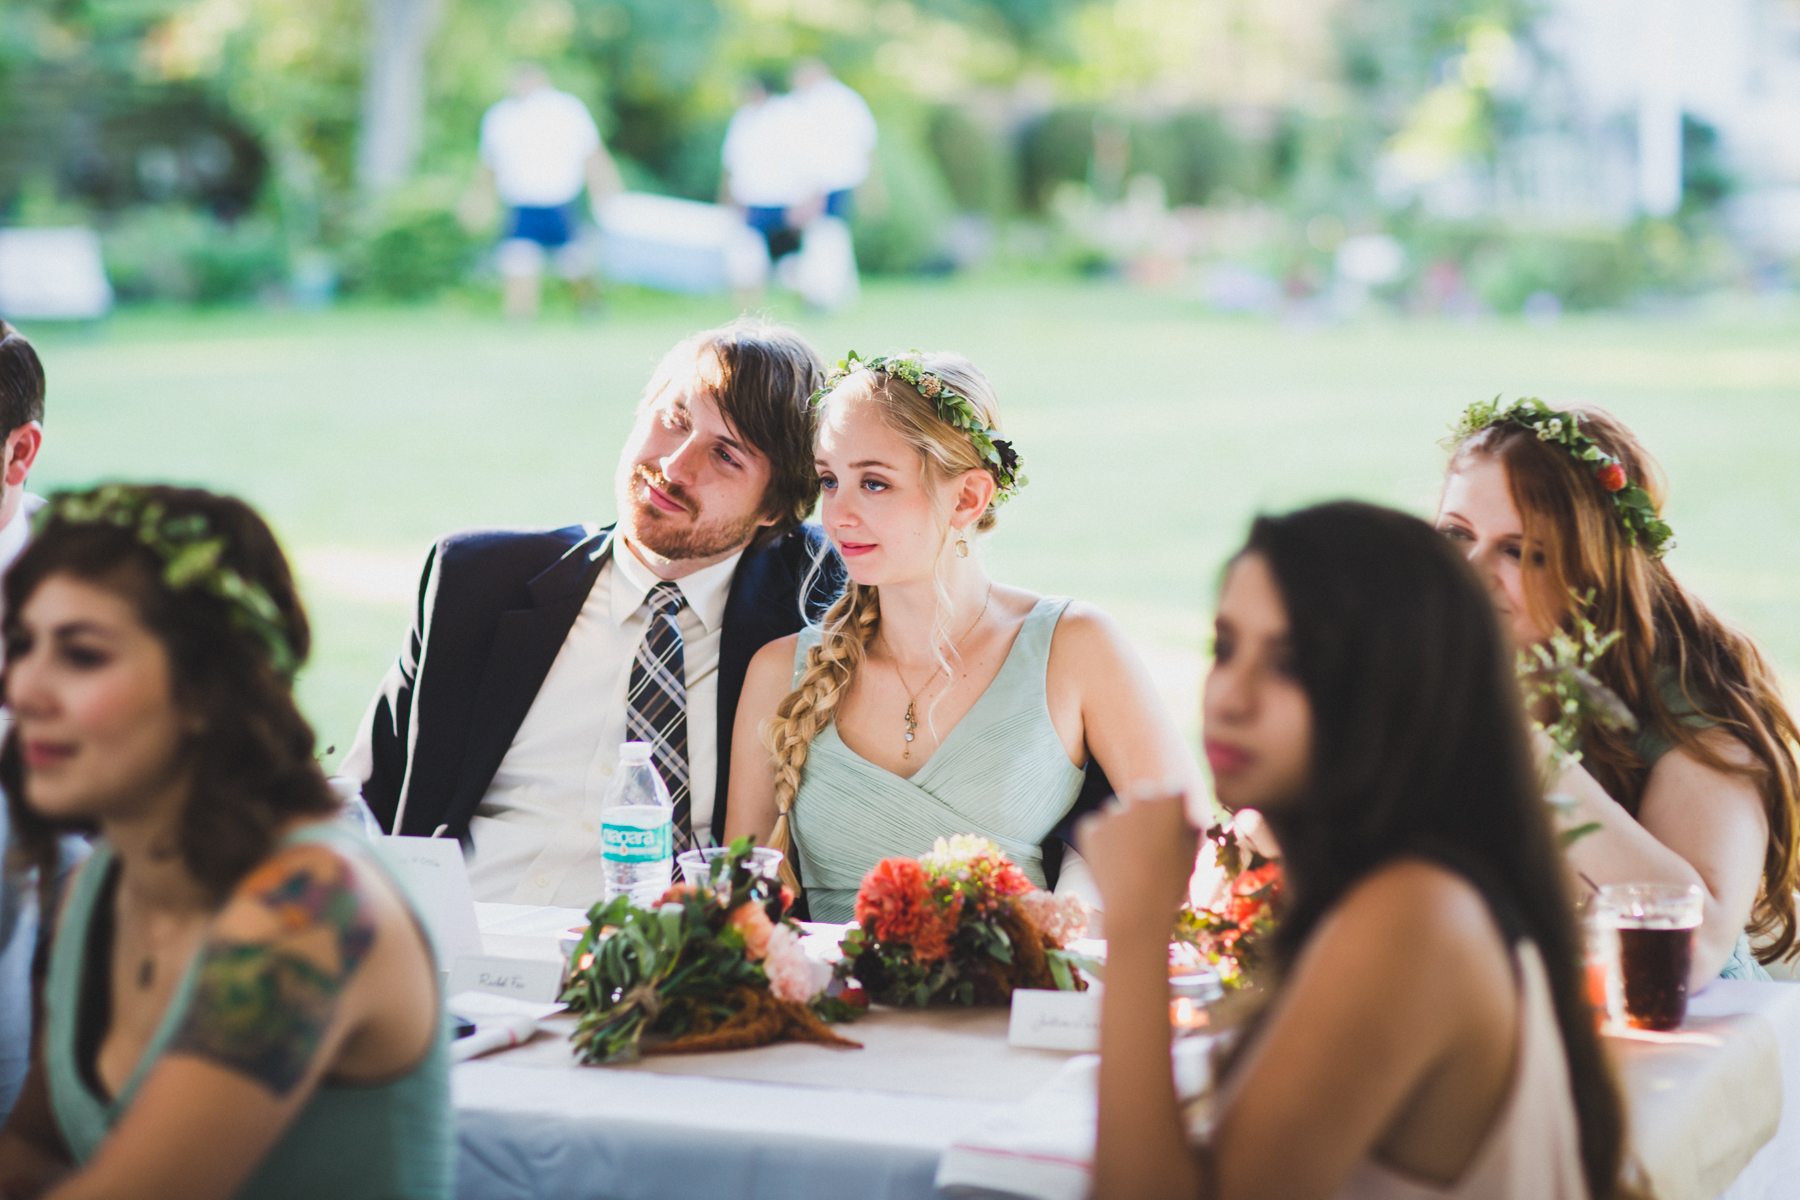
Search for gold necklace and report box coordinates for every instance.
[885,585,993,759]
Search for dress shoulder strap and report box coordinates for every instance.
[44,841,116,1161]
[1018,596,1072,653]
[792,624,824,689]
[993,596,1071,695]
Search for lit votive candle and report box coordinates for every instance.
[1170,971,1223,1034]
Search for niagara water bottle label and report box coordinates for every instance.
[601,807,672,863]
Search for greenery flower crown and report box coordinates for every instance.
[37,485,299,680]
[810,351,1028,505]
[1451,397,1675,559]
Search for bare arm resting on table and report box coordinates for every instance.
[1555,727,1769,986]
[37,846,392,1200]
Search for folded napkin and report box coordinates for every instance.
[935,1035,1218,1200]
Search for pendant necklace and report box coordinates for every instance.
[885,584,993,759]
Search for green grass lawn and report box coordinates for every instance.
[23,281,1800,766]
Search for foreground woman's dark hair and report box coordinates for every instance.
[2,485,336,900]
[1242,500,1626,1199]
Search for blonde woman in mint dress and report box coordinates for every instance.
[0,486,449,1200]
[727,352,1200,924]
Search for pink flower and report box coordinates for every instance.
[728,901,775,961]
[1017,890,1088,947]
[764,925,819,1003]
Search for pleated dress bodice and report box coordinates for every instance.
[787,596,1087,923]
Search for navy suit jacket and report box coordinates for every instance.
[353,522,1112,881]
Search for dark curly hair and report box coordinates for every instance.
[2,485,336,904]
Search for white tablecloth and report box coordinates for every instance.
[454,904,1798,1200]
[1689,981,1800,1200]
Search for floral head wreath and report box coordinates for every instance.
[36,484,299,680]
[810,350,1028,505]
[1451,397,1675,559]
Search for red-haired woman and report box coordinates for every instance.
[1439,400,1799,986]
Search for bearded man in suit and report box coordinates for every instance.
[344,319,840,905]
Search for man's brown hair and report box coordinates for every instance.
[642,319,826,547]
[0,320,45,435]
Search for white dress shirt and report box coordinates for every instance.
[479,87,601,208]
[721,96,813,208]
[0,494,41,582]
[791,78,877,193]
[465,539,743,907]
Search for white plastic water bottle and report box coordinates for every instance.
[600,742,674,908]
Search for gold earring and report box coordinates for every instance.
[955,529,970,558]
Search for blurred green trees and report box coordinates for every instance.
[0,0,1731,311]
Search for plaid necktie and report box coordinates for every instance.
[627,581,693,851]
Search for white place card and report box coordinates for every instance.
[448,954,566,1003]
[379,836,484,968]
[1009,987,1104,1051]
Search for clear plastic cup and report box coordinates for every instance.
[676,846,785,889]
[1596,883,1704,1031]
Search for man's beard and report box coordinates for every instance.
[617,464,763,562]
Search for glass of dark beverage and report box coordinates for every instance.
[1597,883,1705,1032]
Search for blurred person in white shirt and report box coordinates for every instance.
[720,73,812,267]
[788,59,877,223]
[466,63,623,319]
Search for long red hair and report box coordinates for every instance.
[1454,406,1800,963]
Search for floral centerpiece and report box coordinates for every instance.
[561,838,863,1063]
[836,835,1096,1006]
[1176,822,1281,990]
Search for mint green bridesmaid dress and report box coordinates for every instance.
[788,596,1089,923]
[44,823,453,1199]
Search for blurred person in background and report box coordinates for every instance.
[788,59,876,227]
[344,321,838,908]
[1441,400,1800,987]
[774,59,874,311]
[0,319,47,1124]
[463,63,623,320]
[720,71,810,269]
[0,485,450,1200]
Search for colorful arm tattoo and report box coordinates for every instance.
[168,853,377,1096]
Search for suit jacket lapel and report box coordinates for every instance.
[437,527,613,840]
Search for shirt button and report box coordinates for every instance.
[602,765,614,776]
[535,875,549,888]
[581,821,594,832]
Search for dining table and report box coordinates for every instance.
[453,902,1800,1200]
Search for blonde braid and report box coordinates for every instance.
[762,582,883,892]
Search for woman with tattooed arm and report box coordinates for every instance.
[0,486,449,1200]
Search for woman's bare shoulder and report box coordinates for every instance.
[747,631,803,680]
[1323,858,1512,977]
[1043,597,1132,656]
